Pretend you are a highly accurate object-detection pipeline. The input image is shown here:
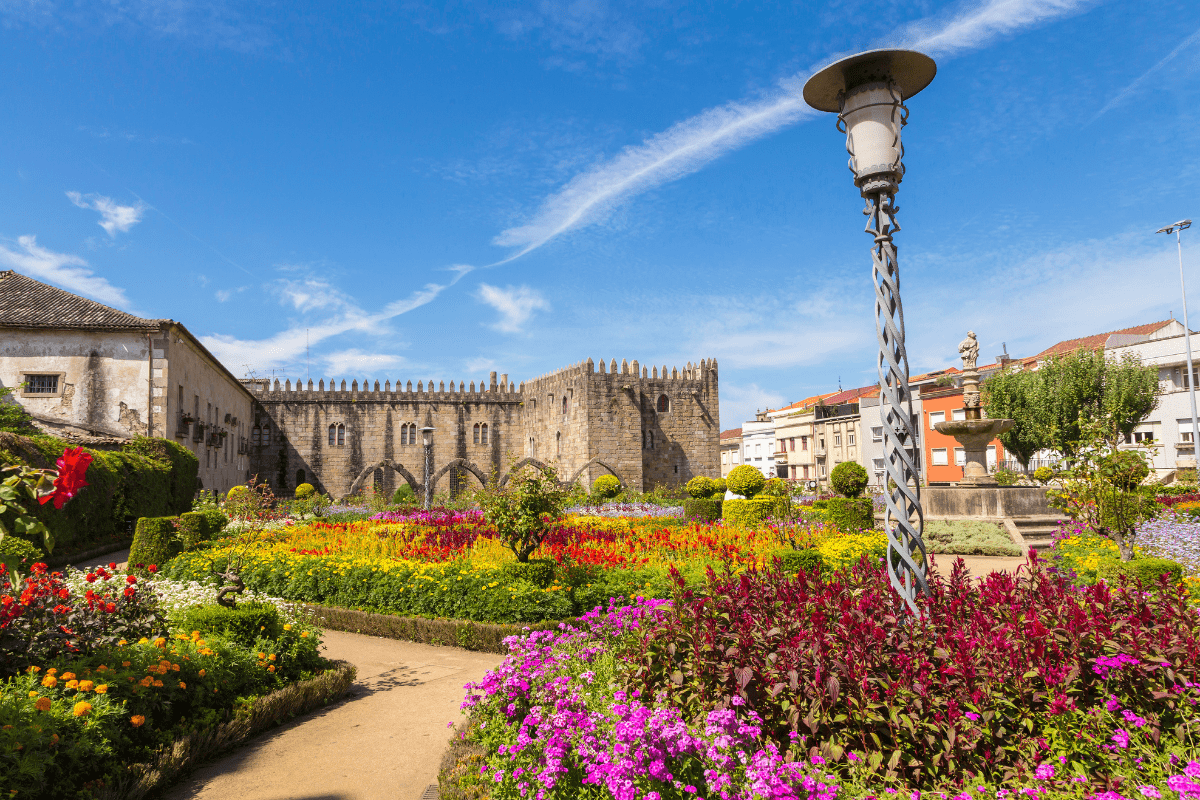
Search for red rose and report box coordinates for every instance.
[37,447,92,509]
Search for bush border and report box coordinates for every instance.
[299,604,568,653]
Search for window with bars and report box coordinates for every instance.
[22,374,59,394]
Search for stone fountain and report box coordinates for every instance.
[932,331,1014,486]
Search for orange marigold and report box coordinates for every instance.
[72,701,92,717]
[130,715,145,727]
[34,697,52,712]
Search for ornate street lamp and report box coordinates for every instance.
[804,50,937,616]
[1157,220,1197,466]
[421,425,436,509]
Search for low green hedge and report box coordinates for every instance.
[177,511,210,550]
[0,433,197,551]
[723,497,788,527]
[771,548,824,574]
[824,497,874,533]
[163,549,708,625]
[683,497,722,522]
[1096,557,1185,586]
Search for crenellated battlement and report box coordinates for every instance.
[522,356,718,387]
[245,370,521,403]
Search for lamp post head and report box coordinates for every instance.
[1158,220,1192,235]
[803,49,936,196]
[420,425,435,447]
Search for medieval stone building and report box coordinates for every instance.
[245,357,720,499]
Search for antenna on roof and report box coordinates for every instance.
[838,375,843,392]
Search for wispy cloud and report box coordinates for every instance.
[1092,23,1200,120]
[721,383,786,431]
[66,191,146,237]
[323,349,408,376]
[489,0,1094,265]
[476,284,550,332]
[464,356,500,374]
[214,287,246,302]
[0,235,132,309]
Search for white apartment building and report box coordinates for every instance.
[740,410,777,478]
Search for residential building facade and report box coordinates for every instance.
[739,410,777,478]
[719,428,743,478]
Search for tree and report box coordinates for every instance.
[0,386,35,434]
[981,367,1046,469]
[476,465,568,563]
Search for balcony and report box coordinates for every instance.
[174,419,190,439]
[814,446,826,457]
[774,451,789,465]
[192,422,205,443]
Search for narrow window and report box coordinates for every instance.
[251,426,259,446]
[261,423,270,446]
[649,430,655,450]
[473,423,480,444]
[562,396,567,415]
[328,425,336,446]
[556,431,561,456]
[657,394,669,413]
[642,429,647,449]
[337,424,345,446]
[481,423,488,445]
[848,431,856,446]
[400,424,407,447]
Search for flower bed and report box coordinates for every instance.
[1,561,338,798]
[449,557,1200,798]
[165,516,887,625]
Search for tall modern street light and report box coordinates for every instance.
[421,425,436,509]
[804,50,936,616]
[1158,220,1198,466]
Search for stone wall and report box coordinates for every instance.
[247,357,720,497]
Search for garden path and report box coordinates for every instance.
[162,630,503,800]
[929,554,1027,578]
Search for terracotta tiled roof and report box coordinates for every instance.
[0,270,164,330]
[819,386,875,406]
[1036,321,1176,359]
[771,393,836,414]
[720,428,742,440]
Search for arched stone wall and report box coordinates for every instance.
[347,459,420,498]
[430,458,489,496]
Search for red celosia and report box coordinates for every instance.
[38,447,92,509]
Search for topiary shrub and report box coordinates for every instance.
[177,601,283,648]
[1033,466,1054,484]
[591,475,621,500]
[722,498,768,527]
[226,485,250,502]
[683,497,722,522]
[713,478,727,495]
[1097,556,1185,586]
[200,509,229,535]
[177,511,211,550]
[499,558,557,588]
[392,484,416,505]
[726,465,765,499]
[824,497,874,533]
[830,462,869,498]
[771,548,823,574]
[761,478,788,497]
[295,483,315,499]
[128,516,181,570]
[685,476,717,499]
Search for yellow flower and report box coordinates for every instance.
[72,701,93,717]
[27,690,38,698]
[45,668,57,676]
[268,654,276,661]
[34,697,52,712]
[60,672,75,681]
[153,637,167,648]
[258,652,266,659]
[283,624,292,631]
[301,631,309,638]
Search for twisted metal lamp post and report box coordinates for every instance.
[804,50,937,616]
[421,425,436,509]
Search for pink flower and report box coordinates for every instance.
[1139,787,1161,798]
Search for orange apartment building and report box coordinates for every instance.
[920,384,1007,485]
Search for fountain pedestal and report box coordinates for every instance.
[933,418,1014,486]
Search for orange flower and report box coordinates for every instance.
[34,697,52,712]
[172,664,180,672]
[27,666,40,674]
[49,734,58,745]
[78,680,94,692]
[65,680,79,690]
[268,654,276,661]
[153,637,166,648]
[72,701,92,717]
[45,668,57,676]
[96,665,108,672]
[178,681,186,689]
[121,661,131,667]
[41,676,57,688]
[153,680,163,688]
[198,669,206,677]
[95,685,108,694]
[60,672,75,681]
[267,665,276,673]
[130,715,145,727]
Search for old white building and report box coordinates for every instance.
[740,411,777,478]
[0,270,255,495]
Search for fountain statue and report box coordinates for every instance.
[933,332,1014,485]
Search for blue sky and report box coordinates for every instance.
[2,0,1199,428]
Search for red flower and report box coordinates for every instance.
[108,562,117,570]
[105,602,116,613]
[123,586,135,598]
[126,575,137,584]
[147,565,158,574]
[85,574,97,583]
[38,448,92,509]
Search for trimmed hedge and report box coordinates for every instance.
[726,465,765,498]
[772,548,824,574]
[683,497,722,522]
[824,497,874,532]
[1097,556,1185,586]
[722,497,787,527]
[0,433,197,551]
[199,509,229,535]
[129,516,180,569]
[179,601,284,648]
[177,511,210,550]
[301,604,564,653]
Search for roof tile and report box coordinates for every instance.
[0,270,164,330]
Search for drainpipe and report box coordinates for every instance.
[146,332,154,437]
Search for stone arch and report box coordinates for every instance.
[430,458,489,495]
[347,459,420,498]
[567,456,623,489]
[498,457,554,487]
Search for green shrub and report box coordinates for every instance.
[0,535,44,565]
[830,462,869,498]
[726,465,765,498]
[129,516,180,569]
[0,433,197,552]
[824,497,874,533]
[712,478,727,495]
[177,511,210,550]
[1033,466,1054,484]
[177,601,284,648]
[295,483,315,499]
[392,484,417,505]
[761,478,788,497]
[499,558,557,588]
[722,497,784,527]
[685,476,717,499]
[994,468,1019,487]
[1097,557,1185,586]
[200,509,229,535]
[923,520,1022,556]
[683,497,722,522]
[226,485,250,502]
[591,475,621,500]
[771,548,823,574]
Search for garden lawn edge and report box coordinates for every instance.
[300,603,568,653]
[110,660,356,799]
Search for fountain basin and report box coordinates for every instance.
[932,418,1014,485]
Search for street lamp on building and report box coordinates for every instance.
[804,49,936,617]
[1158,220,1197,467]
[421,425,435,509]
